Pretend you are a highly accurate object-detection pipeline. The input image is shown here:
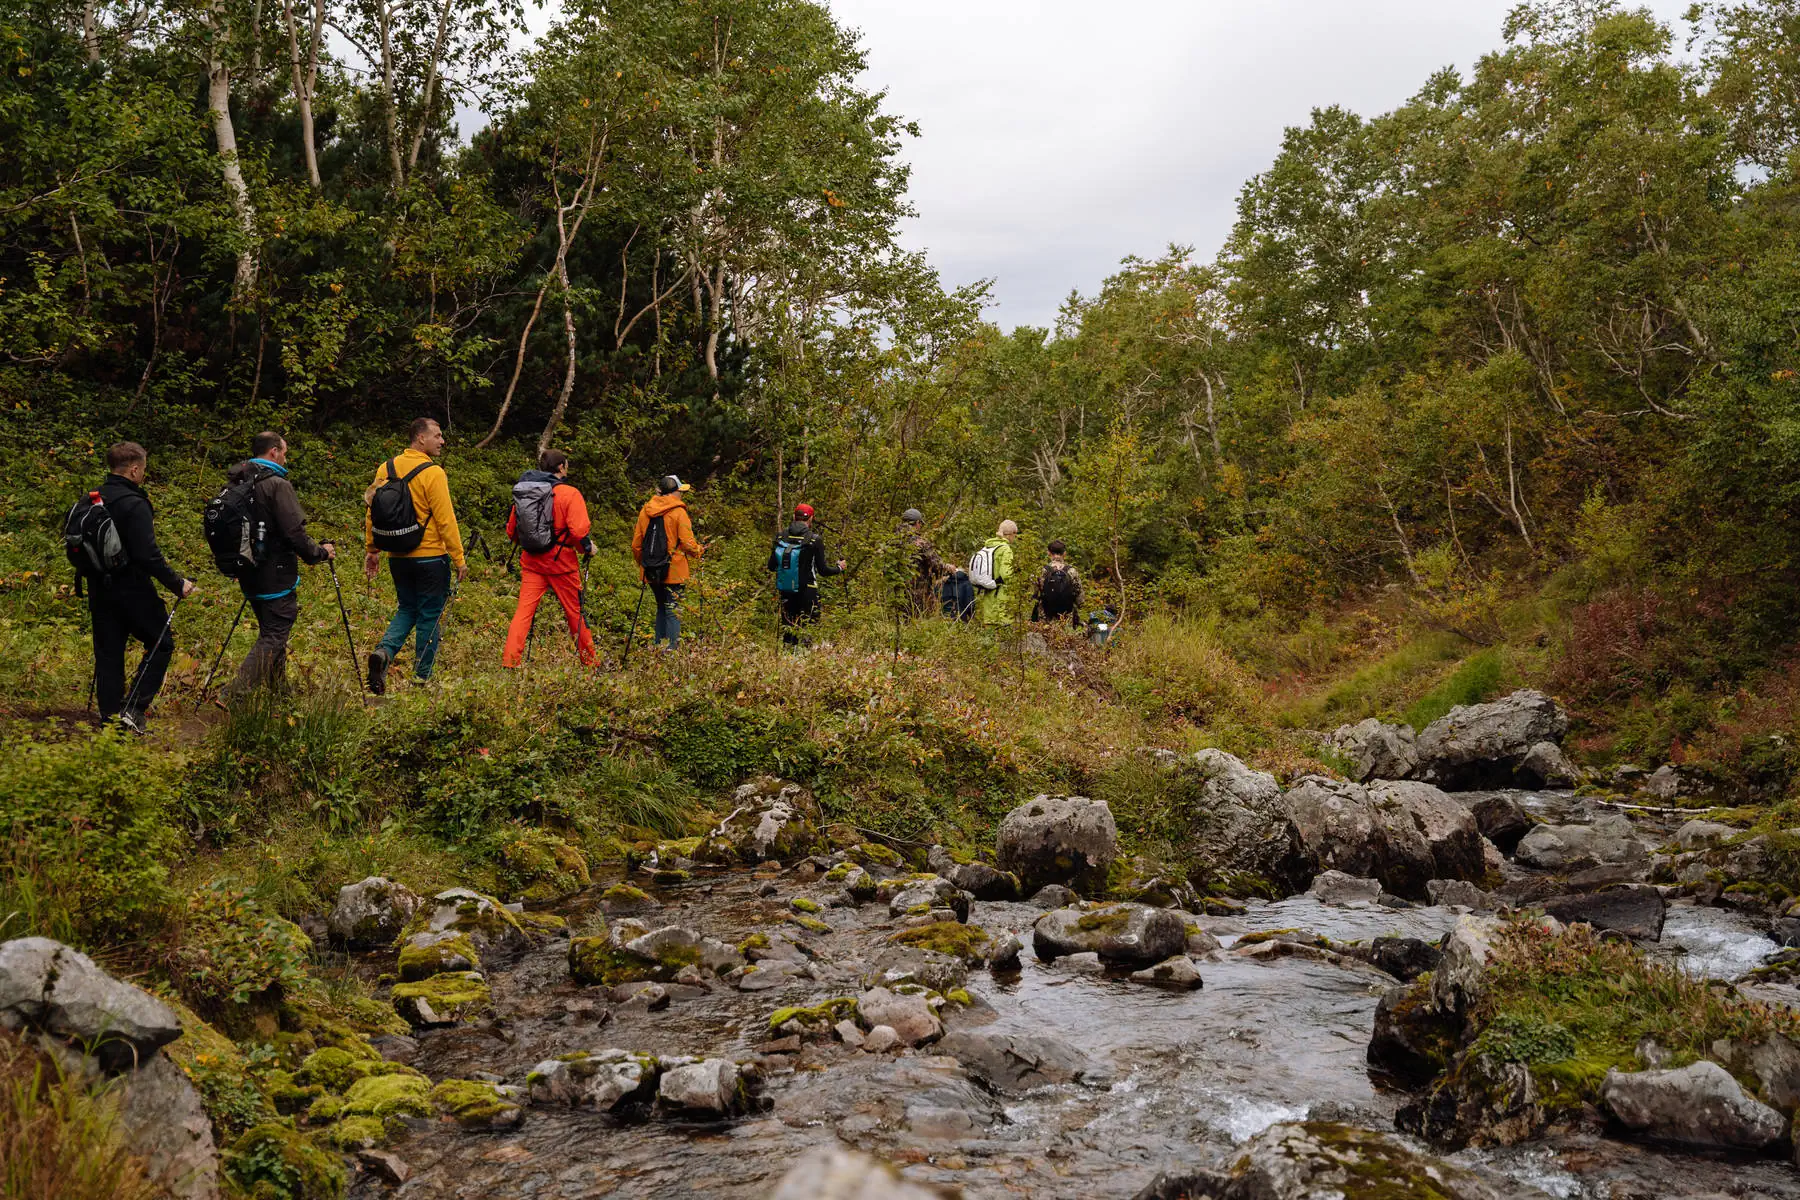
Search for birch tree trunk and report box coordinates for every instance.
[207,2,259,298]
[406,0,456,174]
[282,0,325,189]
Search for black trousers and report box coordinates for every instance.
[90,586,173,717]
[229,592,300,699]
[780,587,820,646]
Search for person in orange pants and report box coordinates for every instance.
[502,449,597,667]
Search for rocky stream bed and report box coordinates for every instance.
[11,691,1800,1199]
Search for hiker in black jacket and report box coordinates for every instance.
[766,502,844,647]
[225,432,335,700]
[89,442,197,732]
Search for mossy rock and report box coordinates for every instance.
[430,1079,523,1128]
[789,915,831,934]
[768,996,859,1035]
[339,1072,433,1121]
[318,1114,385,1150]
[887,922,994,963]
[293,1045,384,1092]
[517,909,567,936]
[391,972,492,1027]
[568,936,662,986]
[499,827,592,904]
[651,869,693,885]
[268,1070,324,1117]
[656,836,704,860]
[223,1123,346,1200]
[164,996,278,1136]
[601,883,660,914]
[398,932,478,982]
[846,842,903,869]
[823,863,853,883]
[790,897,823,914]
[737,932,771,954]
[401,888,528,961]
[1074,908,1133,935]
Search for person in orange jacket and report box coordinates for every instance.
[502,449,597,667]
[631,475,704,650]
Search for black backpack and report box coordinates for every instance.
[640,513,672,584]
[511,479,558,555]
[202,469,272,579]
[1039,563,1079,615]
[369,458,434,553]
[63,491,128,593]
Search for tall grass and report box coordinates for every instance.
[0,1031,161,1200]
[1403,647,1505,730]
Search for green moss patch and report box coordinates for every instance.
[788,914,831,934]
[223,1122,346,1200]
[769,997,859,1034]
[319,1114,385,1150]
[391,971,492,1026]
[431,1079,521,1127]
[568,936,661,986]
[397,933,478,982]
[846,842,903,868]
[790,897,822,914]
[887,922,993,962]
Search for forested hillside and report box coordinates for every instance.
[9,2,1800,1197]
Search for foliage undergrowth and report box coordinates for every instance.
[0,1030,160,1200]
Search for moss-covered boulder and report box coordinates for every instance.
[600,883,662,915]
[845,842,904,870]
[318,1114,385,1150]
[292,1043,387,1092]
[431,1079,524,1129]
[694,777,823,864]
[1032,903,1186,965]
[768,996,859,1038]
[223,1123,346,1200]
[1178,1120,1525,1199]
[886,922,999,965]
[397,931,477,982]
[336,1072,433,1124]
[996,794,1118,893]
[401,888,528,967]
[568,937,660,987]
[497,827,591,904]
[390,971,491,1027]
[1108,856,1199,912]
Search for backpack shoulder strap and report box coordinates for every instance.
[398,461,436,485]
[383,458,400,484]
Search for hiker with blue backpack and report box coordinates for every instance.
[502,449,597,668]
[768,502,845,647]
[631,475,704,652]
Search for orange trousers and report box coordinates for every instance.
[502,568,597,667]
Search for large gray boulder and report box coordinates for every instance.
[996,795,1117,892]
[111,1053,220,1200]
[413,887,528,964]
[1541,885,1666,941]
[527,1049,657,1109]
[856,987,942,1047]
[1283,776,1483,900]
[1415,690,1569,790]
[656,1057,745,1115]
[1179,750,1298,887]
[770,1148,946,1200]
[1031,903,1187,965]
[699,777,823,864]
[1370,780,1487,890]
[327,876,420,949]
[1514,814,1649,872]
[1133,1121,1541,1200]
[1327,718,1419,781]
[0,938,182,1071]
[1602,1060,1786,1149]
[937,1028,1098,1091]
[1517,742,1578,789]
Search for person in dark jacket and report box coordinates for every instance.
[89,442,197,732]
[766,503,844,647]
[897,508,949,618]
[225,432,335,700]
[1031,539,1083,629]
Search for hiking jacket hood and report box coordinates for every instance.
[507,471,591,576]
[362,447,465,568]
[975,536,1015,625]
[228,460,328,598]
[95,474,186,596]
[767,522,842,593]
[632,492,702,584]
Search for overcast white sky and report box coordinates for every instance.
[823,0,1695,333]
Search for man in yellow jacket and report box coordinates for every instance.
[363,417,466,692]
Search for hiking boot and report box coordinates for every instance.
[116,710,148,735]
[367,649,391,695]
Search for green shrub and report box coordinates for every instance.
[171,881,312,1010]
[0,733,182,943]
[223,1122,345,1200]
[1403,647,1505,730]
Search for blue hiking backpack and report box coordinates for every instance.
[773,536,807,594]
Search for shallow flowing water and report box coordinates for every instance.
[352,793,1800,1200]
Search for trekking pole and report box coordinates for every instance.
[195,594,248,712]
[325,555,363,695]
[621,578,648,666]
[118,594,182,721]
